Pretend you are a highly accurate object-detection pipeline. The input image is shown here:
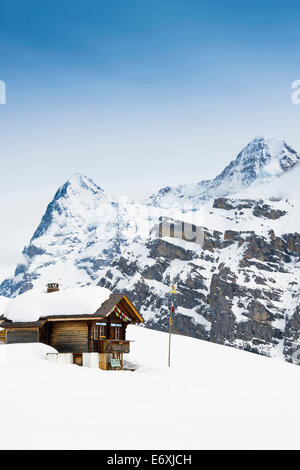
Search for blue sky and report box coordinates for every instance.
[1,0,300,277]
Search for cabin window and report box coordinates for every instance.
[110,323,122,340]
[94,322,107,339]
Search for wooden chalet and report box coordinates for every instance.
[0,284,143,369]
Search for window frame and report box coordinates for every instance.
[94,322,107,340]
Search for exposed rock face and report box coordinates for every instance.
[213,198,254,211]
[147,239,195,261]
[213,197,287,220]
[94,214,300,361]
[284,307,300,363]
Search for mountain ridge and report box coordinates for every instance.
[148,136,300,208]
[1,135,300,365]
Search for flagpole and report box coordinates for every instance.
[168,317,172,367]
[168,284,175,367]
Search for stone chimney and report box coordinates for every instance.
[47,283,59,293]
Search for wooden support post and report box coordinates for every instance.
[88,321,93,352]
[46,321,50,345]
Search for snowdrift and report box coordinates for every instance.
[1,326,300,449]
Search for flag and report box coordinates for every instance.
[170,284,175,316]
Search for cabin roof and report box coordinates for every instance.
[1,287,143,327]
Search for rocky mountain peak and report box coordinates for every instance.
[223,136,299,183]
[31,174,108,242]
[66,173,105,196]
[148,136,300,208]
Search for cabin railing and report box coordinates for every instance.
[93,339,131,354]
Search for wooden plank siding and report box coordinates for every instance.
[48,320,89,353]
[38,323,48,344]
[6,328,39,344]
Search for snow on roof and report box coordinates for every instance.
[4,286,112,323]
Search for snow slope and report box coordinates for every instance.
[1,326,300,450]
[0,296,8,314]
[0,296,9,332]
[233,160,300,234]
[189,160,300,237]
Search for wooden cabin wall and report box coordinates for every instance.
[6,328,39,344]
[38,323,48,344]
[48,320,89,353]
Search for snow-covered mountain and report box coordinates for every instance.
[148,136,300,208]
[1,136,300,364]
[0,173,145,296]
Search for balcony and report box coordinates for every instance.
[93,339,131,354]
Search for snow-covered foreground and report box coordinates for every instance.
[1,326,300,450]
